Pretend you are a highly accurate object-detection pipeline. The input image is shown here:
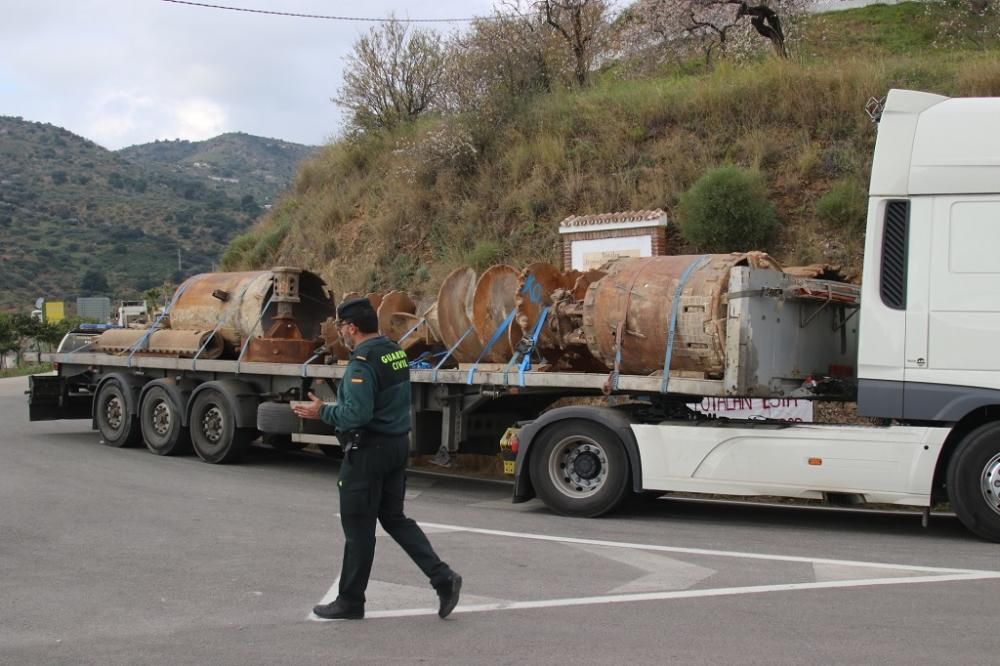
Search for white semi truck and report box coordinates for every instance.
[28,90,1000,542]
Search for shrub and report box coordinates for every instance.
[816,179,867,232]
[677,166,778,252]
[464,240,503,270]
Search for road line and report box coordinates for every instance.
[306,576,341,621]
[310,517,1000,621]
[318,572,1000,620]
[413,519,1000,575]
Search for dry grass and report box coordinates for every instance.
[223,39,1000,301]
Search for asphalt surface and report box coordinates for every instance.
[2,375,999,665]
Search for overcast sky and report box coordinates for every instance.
[0,0,497,150]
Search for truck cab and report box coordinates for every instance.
[859,90,1000,421]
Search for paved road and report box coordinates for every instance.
[2,376,999,665]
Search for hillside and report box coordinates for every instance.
[118,133,316,204]
[0,118,259,310]
[222,2,1000,303]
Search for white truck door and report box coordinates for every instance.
[917,197,1000,388]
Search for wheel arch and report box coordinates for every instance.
[512,405,641,503]
[187,379,260,429]
[932,404,1000,501]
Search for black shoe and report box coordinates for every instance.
[313,600,364,620]
[436,573,462,619]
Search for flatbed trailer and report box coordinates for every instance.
[25,89,1000,542]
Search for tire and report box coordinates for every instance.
[139,385,191,456]
[95,380,142,448]
[529,419,630,517]
[257,401,300,435]
[189,389,255,464]
[946,421,1000,543]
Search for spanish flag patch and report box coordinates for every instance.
[351,377,365,384]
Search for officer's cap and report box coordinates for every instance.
[336,297,375,325]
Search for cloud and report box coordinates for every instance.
[172,98,228,141]
[0,0,497,149]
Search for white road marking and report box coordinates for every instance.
[309,518,1000,621]
[569,544,717,594]
[414,520,997,575]
[354,572,1000,620]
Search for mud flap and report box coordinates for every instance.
[29,374,93,421]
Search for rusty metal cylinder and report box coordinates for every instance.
[582,254,782,377]
[93,329,224,359]
[168,269,334,355]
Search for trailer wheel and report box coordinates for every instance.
[190,389,255,464]
[95,380,142,448]
[529,419,630,517]
[947,422,1000,543]
[140,385,191,456]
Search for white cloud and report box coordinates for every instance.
[0,0,498,149]
[171,98,228,141]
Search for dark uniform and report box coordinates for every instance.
[316,299,459,618]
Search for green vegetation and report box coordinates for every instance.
[0,120,313,310]
[222,2,1000,298]
[815,178,868,234]
[0,363,52,379]
[678,166,777,252]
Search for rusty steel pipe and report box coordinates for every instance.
[93,329,225,359]
[578,253,784,377]
[168,268,334,357]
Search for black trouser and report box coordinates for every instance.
[336,432,452,607]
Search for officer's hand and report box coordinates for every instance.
[291,392,323,420]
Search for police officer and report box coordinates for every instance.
[293,297,462,620]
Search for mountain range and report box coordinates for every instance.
[0,117,315,311]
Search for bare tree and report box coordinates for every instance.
[441,7,564,121]
[334,17,446,132]
[617,0,804,66]
[538,0,611,86]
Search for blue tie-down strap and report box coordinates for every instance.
[193,280,254,371]
[236,293,275,374]
[397,317,426,344]
[432,326,474,383]
[300,350,323,377]
[517,306,550,387]
[466,309,516,385]
[408,351,438,370]
[126,281,190,368]
[660,255,710,394]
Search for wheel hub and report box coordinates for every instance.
[551,438,608,496]
[104,396,123,431]
[201,406,224,444]
[981,452,1000,517]
[151,401,171,436]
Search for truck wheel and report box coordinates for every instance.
[947,422,1000,542]
[529,419,630,517]
[190,389,255,464]
[95,380,142,448]
[140,385,191,456]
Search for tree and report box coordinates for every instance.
[0,314,17,369]
[925,0,1000,49]
[334,17,447,132]
[538,0,611,86]
[81,269,109,295]
[440,8,561,131]
[617,0,806,66]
